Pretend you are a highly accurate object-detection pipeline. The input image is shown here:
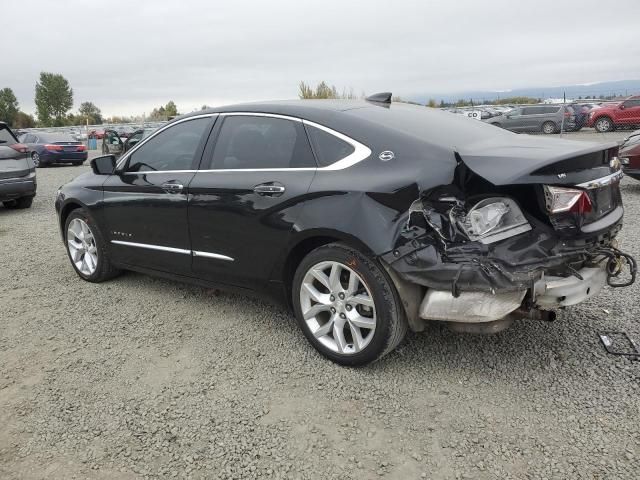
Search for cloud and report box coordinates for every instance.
[4,0,639,116]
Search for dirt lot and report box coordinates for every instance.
[1,134,639,479]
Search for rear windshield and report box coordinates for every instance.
[37,133,78,143]
[0,126,17,145]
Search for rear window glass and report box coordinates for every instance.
[306,125,354,167]
[0,127,17,145]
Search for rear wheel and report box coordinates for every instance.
[594,117,614,133]
[542,121,557,134]
[64,209,121,282]
[292,243,407,366]
[72,161,84,166]
[3,197,33,209]
[31,152,41,167]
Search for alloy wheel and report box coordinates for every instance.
[67,218,98,276]
[596,118,611,132]
[32,152,40,167]
[299,261,376,355]
[542,122,555,134]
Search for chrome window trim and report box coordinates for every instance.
[115,112,371,173]
[192,250,234,262]
[576,170,624,189]
[302,119,372,170]
[115,113,219,170]
[111,240,191,255]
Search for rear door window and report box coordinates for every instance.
[305,125,355,167]
[208,115,316,170]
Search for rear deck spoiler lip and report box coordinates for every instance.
[455,137,619,186]
[576,170,624,189]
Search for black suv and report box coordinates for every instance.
[0,122,36,209]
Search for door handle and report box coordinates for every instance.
[253,183,285,196]
[161,182,184,194]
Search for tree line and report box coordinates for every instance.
[0,72,180,129]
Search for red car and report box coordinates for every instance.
[588,96,640,132]
[620,129,640,180]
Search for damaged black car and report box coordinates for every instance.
[55,94,636,366]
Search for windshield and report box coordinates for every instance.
[0,126,17,145]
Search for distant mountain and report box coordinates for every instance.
[409,80,640,104]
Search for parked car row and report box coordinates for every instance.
[448,98,640,134]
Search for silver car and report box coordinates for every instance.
[485,105,576,134]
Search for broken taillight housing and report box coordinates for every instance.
[460,197,532,244]
[543,185,592,214]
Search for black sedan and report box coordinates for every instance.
[54,95,636,366]
[20,132,88,167]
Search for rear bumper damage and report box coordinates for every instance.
[380,170,636,332]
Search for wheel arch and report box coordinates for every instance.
[277,229,377,307]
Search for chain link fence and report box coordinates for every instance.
[441,91,640,143]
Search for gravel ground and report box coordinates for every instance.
[1,136,639,479]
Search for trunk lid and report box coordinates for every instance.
[455,135,623,236]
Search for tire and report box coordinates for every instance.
[292,243,407,366]
[72,161,84,166]
[31,152,41,167]
[64,209,121,283]
[594,117,614,133]
[542,121,557,134]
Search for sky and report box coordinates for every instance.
[3,0,640,117]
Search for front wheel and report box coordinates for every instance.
[594,117,614,133]
[31,152,41,167]
[64,209,121,282]
[292,243,407,366]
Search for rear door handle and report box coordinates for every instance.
[253,183,285,196]
[161,182,184,194]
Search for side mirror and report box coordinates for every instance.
[619,104,626,110]
[90,155,116,175]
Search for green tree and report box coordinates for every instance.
[298,81,341,99]
[427,99,437,108]
[34,72,73,126]
[0,87,19,126]
[165,101,178,118]
[13,111,35,128]
[78,101,103,125]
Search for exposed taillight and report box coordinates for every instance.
[76,145,86,152]
[9,143,29,154]
[543,185,592,214]
[45,144,63,151]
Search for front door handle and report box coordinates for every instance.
[162,182,184,194]
[253,183,285,196]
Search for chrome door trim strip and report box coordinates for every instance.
[115,113,219,169]
[111,240,234,262]
[192,250,234,262]
[111,240,191,255]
